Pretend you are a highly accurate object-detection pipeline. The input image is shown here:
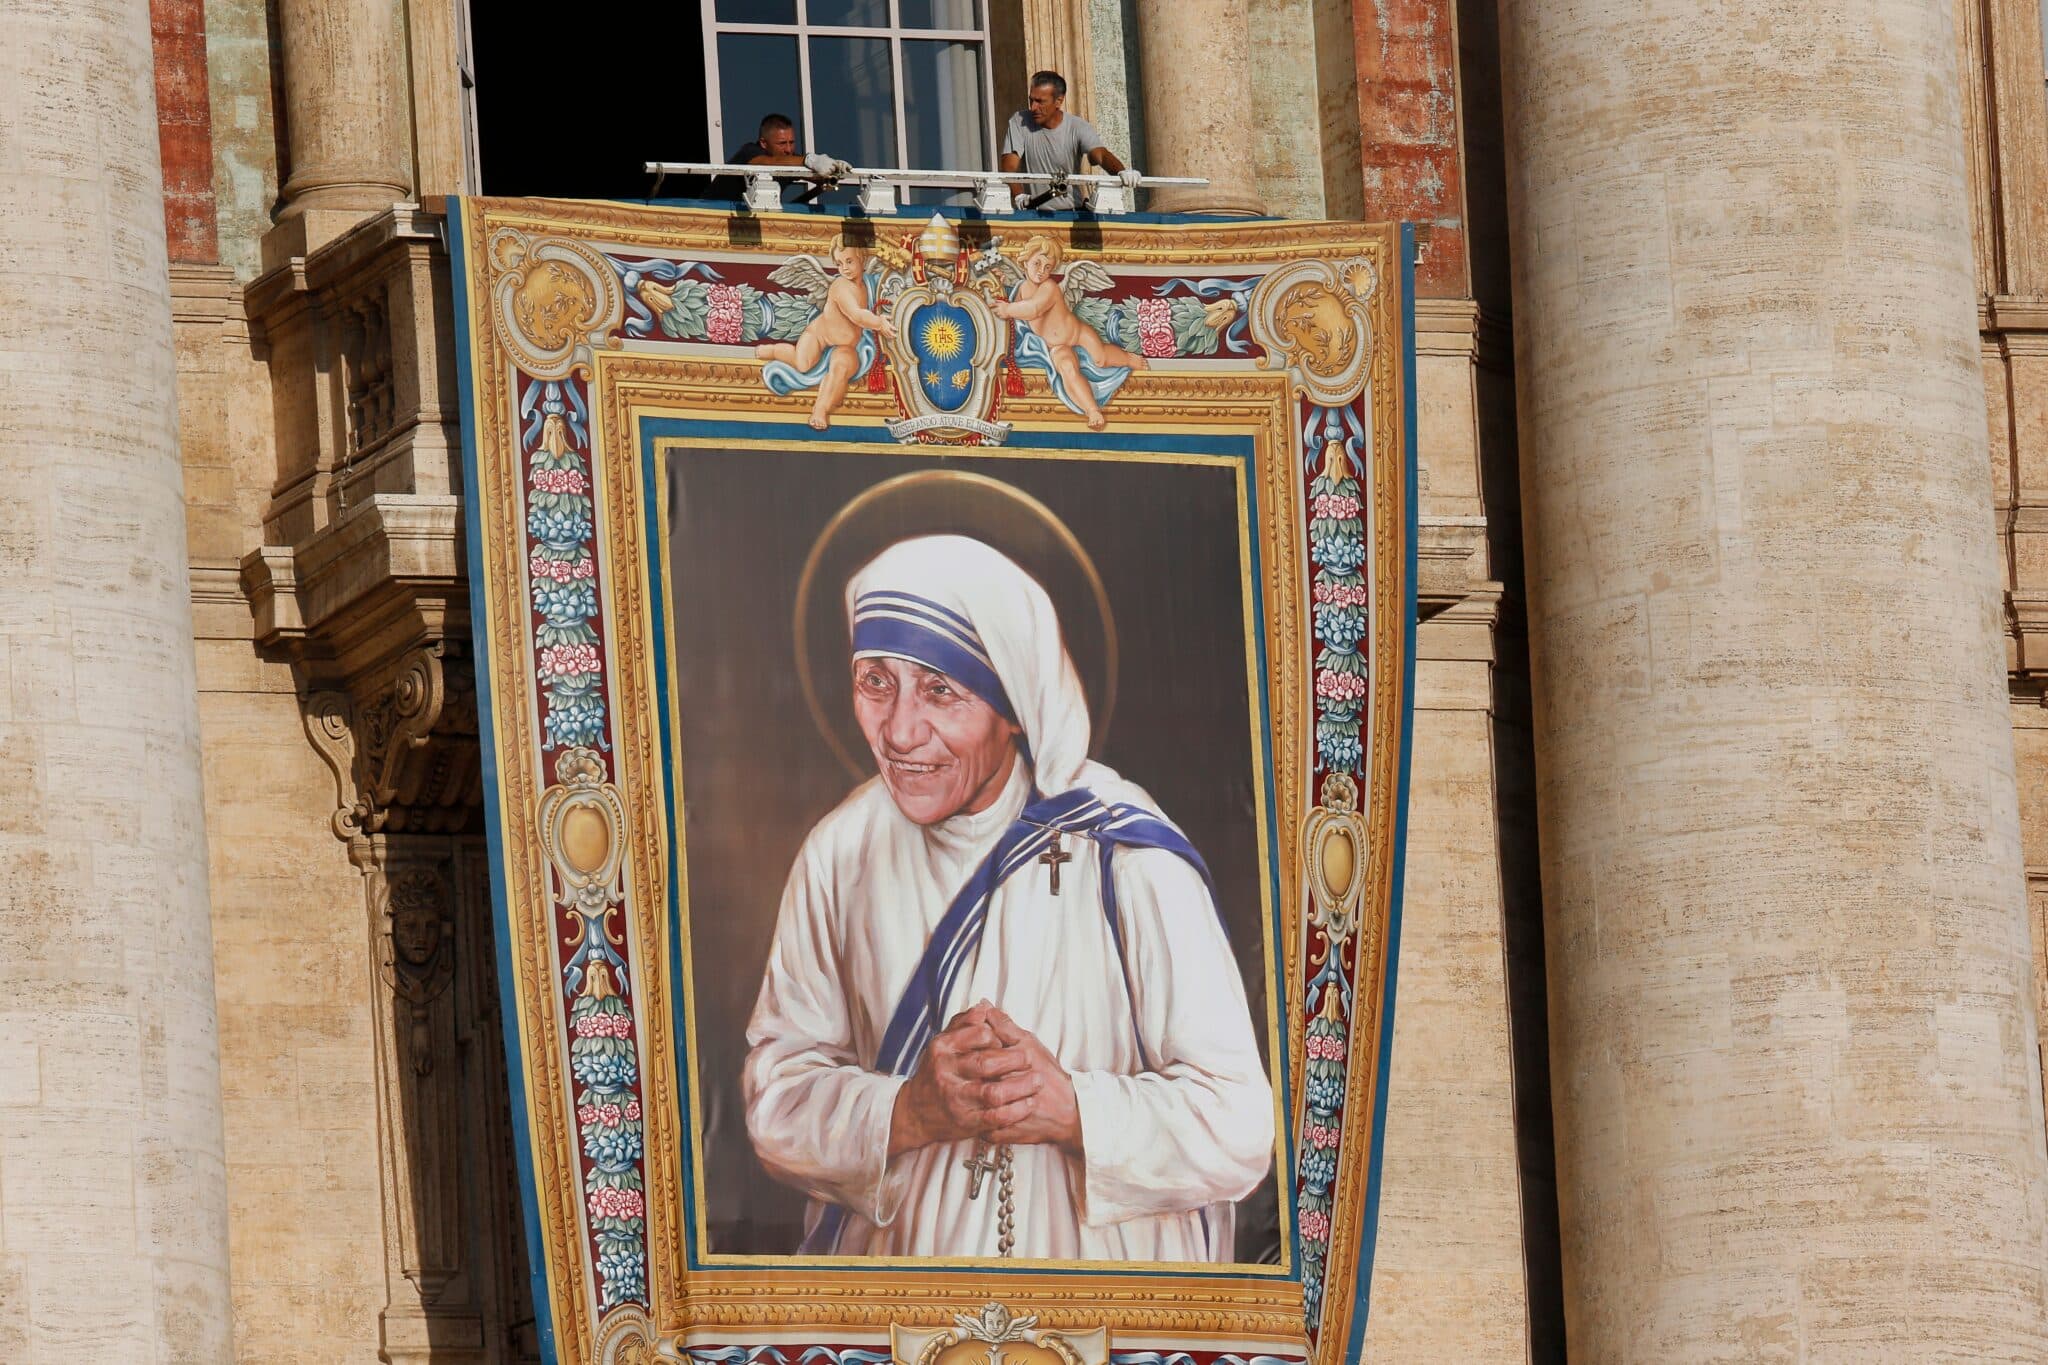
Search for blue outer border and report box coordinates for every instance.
[447,202,562,1362]
[635,418,1296,1278]
[1344,223,1420,1361]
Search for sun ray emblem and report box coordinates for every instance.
[921,315,966,361]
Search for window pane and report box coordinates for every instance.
[807,35,897,168]
[902,38,985,202]
[808,0,890,25]
[715,0,797,21]
[716,33,802,158]
[900,0,979,27]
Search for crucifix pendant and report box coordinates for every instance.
[962,1140,1002,1199]
[1037,832,1072,896]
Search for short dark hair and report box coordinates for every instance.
[758,112,795,137]
[1028,70,1067,98]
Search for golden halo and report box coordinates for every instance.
[794,469,1119,781]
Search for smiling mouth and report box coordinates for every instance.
[887,758,948,778]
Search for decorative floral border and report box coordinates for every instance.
[1293,400,1372,1342]
[520,368,651,1309]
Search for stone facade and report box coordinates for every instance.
[1,0,2043,1358]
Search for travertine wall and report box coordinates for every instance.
[1499,0,2048,1356]
[1360,300,1540,1361]
[174,270,388,1362]
[0,0,233,1357]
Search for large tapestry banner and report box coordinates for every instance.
[450,197,1416,1365]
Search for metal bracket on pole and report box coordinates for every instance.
[856,176,897,216]
[744,171,780,214]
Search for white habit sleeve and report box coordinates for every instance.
[742,841,911,1226]
[1067,847,1277,1226]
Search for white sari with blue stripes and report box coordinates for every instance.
[741,758,1275,1261]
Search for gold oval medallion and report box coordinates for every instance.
[1321,824,1356,900]
[561,802,611,875]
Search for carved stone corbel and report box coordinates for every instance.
[304,642,531,1362]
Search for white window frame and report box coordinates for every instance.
[701,0,999,172]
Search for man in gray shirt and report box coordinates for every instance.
[999,70,1143,211]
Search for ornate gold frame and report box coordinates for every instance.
[452,198,1411,1365]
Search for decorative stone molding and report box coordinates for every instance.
[253,201,537,1362]
[246,203,459,549]
[303,650,532,1363]
[304,642,481,840]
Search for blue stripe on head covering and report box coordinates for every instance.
[851,591,1016,722]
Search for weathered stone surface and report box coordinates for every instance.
[1499,0,2048,1355]
[0,0,232,1358]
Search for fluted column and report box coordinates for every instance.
[0,0,232,1358]
[274,0,411,218]
[1132,0,1263,215]
[1500,0,2048,1355]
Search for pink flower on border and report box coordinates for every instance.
[588,1186,645,1220]
[1311,1122,1340,1150]
[1315,669,1368,702]
[540,643,601,679]
[624,1099,642,1122]
[707,284,745,344]
[571,556,597,580]
[1136,296,1175,358]
[578,1104,601,1125]
[1312,580,1371,608]
[1301,1210,1330,1241]
[532,468,590,495]
[1311,493,1361,521]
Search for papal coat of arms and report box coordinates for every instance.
[754,213,1172,445]
[884,215,1011,444]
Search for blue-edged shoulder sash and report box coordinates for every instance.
[799,786,1215,1254]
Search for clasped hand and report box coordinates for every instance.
[888,1001,1080,1158]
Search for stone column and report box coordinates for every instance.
[273,0,412,220]
[1132,0,1263,215]
[0,0,233,1358]
[1499,0,2048,1355]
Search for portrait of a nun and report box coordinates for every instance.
[742,532,1275,1261]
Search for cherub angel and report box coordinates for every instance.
[757,235,903,429]
[978,234,1147,430]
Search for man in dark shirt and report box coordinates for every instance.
[721,113,850,202]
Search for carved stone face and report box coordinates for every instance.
[514,259,595,351]
[1276,281,1357,378]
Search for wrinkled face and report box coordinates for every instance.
[761,124,796,157]
[1026,83,1064,125]
[853,656,1020,825]
[1023,250,1054,284]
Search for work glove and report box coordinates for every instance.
[1118,166,1143,189]
[1013,191,1033,211]
[804,153,851,178]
